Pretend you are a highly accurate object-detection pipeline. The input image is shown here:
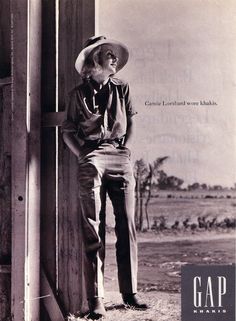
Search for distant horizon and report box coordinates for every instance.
[99,0,236,187]
[131,157,236,189]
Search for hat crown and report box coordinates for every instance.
[84,36,107,49]
[75,36,129,75]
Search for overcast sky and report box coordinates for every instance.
[98,0,236,187]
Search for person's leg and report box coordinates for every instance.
[106,147,138,294]
[78,152,106,307]
[106,145,148,309]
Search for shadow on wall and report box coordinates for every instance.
[0,1,11,78]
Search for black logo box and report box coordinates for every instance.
[181,265,235,321]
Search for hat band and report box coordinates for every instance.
[84,36,107,48]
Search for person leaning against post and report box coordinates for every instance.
[61,35,148,319]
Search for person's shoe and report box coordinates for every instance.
[88,297,106,319]
[122,293,148,310]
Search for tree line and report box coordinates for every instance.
[133,157,236,231]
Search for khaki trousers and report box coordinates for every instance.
[78,143,137,299]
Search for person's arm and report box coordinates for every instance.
[124,116,135,149]
[61,89,83,157]
[123,82,137,149]
[63,132,81,157]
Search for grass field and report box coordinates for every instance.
[69,192,235,320]
[106,190,236,228]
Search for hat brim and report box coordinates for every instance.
[75,39,129,75]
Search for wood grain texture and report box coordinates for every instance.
[25,1,42,319]
[0,86,11,262]
[41,0,56,113]
[11,2,27,320]
[58,0,82,109]
[40,1,56,321]
[11,0,42,320]
[0,77,12,87]
[41,128,56,282]
[58,141,85,313]
[42,111,66,127]
[0,5,12,321]
[41,269,65,321]
[0,84,11,321]
[58,0,95,314]
[0,274,11,321]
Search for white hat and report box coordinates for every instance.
[75,35,129,75]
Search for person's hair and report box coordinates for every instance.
[81,45,103,79]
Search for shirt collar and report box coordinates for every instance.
[89,77,109,92]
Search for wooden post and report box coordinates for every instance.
[40,1,57,320]
[26,0,42,319]
[11,1,28,319]
[58,0,96,314]
[40,0,56,290]
[11,0,41,320]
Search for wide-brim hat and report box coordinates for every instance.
[75,35,129,75]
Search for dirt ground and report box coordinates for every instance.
[68,230,235,321]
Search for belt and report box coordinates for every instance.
[83,136,125,148]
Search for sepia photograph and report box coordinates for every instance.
[0,0,235,320]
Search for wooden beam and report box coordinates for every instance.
[0,77,12,87]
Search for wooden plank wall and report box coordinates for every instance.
[58,0,95,315]
[0,84,11,321]
[0,1,12,320]
[1,0,96,318]
[41,0,96,317]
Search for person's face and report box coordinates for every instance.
[99,45,119,75]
